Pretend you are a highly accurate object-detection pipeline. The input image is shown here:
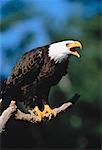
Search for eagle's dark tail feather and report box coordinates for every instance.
[69,93,80,104]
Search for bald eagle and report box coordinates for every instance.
[1,40,82,121]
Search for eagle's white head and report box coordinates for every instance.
[48,40,82,63]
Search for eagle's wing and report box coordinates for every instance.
[6,48,43,87]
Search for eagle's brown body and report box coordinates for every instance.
[2,45,69,110]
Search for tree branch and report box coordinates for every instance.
[0,94,80,132]
[0,100,17,133]
[15,102,72,123]
[15,93,80,123]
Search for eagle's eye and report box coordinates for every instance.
[66,43,69,47]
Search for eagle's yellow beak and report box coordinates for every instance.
[71,50,80,58]
[67,41,82,58]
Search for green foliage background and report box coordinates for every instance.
[0,0,101,149]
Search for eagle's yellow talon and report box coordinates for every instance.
[32,106,42,122]
[42,104,57,119]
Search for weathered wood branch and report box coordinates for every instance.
[0,94,80,133]
[15,102,72,123]
[0,100,17,133]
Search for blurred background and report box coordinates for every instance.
[0,0,101,149]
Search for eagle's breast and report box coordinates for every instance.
[37,49,69,87]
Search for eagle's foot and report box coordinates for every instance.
[42,104,56,120]
[31,106,42,122]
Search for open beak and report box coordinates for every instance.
[71,51,80,58]
[67,41,82,58]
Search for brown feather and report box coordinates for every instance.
[2,45,69,110]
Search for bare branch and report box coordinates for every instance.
[0,100,17,133]
[0,94,80,132]
[54,102,72,114]
[15,109,40,123]
[15,93,80,123]
[15,102,72,123]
